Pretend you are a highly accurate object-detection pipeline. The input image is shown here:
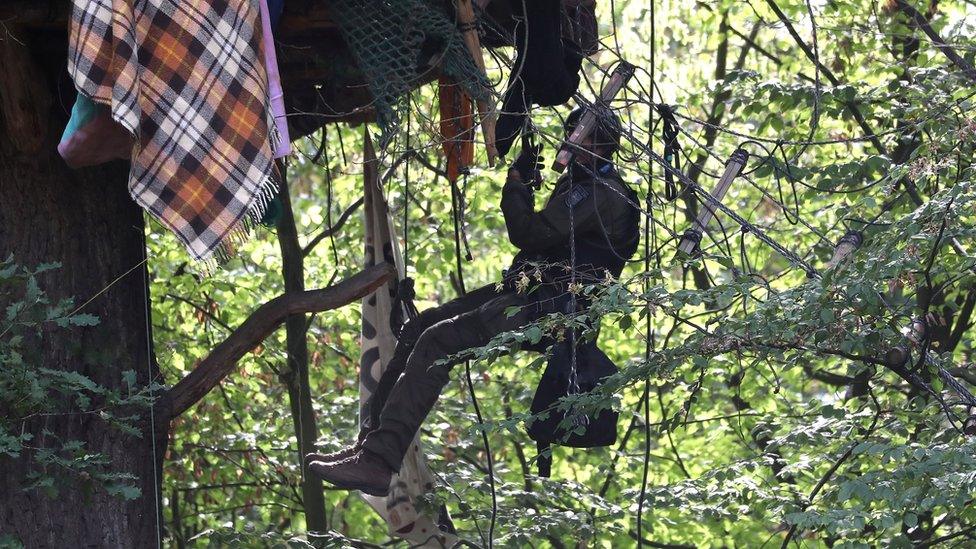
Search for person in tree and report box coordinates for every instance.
[306,107,640,496]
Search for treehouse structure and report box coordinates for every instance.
[0,0,596,545]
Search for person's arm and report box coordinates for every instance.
[501,169,611,253]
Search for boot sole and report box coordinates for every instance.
[328,479,390,497]
[304,452,357,469]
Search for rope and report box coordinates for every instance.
[392,109,420,335]
[450,169,496,549]
[656,104,680,201]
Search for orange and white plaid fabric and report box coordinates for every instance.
[67,0,279,264]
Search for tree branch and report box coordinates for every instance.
[894,0,976,83]
[948,291,976,351]
[163,263,395,418]
[763,0,887,154]
[301,196,364,257]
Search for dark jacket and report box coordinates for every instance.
[501,162,640,285]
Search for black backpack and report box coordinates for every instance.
[527,339,619,477]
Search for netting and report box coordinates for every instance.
[326,0,491,146]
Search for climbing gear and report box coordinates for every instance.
[512,138,545,189]
[391,277,421,338]
[552,62,636,172]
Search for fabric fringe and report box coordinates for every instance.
[200,169,280,274]
[195,114,285,275]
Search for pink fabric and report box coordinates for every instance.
[259,0,291,158]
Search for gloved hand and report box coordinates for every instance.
[511,141,544,190]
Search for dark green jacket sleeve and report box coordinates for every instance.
[501,171,613,253]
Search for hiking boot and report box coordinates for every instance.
[307,449,394,497]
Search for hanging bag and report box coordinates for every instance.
[527,339,619,477]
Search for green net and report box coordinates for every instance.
[326,0,492,146]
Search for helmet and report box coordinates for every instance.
[564,105,622,155]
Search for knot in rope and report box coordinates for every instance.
[391,276,420,338]
[397,276,417,303]
[655,104,681,201]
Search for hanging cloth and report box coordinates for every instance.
[359,130,459,548]
[259,0,291,159]
[57,93,133,168]
[65,0,287,266]
[438,76,475,183]
[495,0,585,157]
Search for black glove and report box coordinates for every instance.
[512,141,544,190]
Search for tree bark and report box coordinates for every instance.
[274,163,328,532]
[0,27,165,547]
[163,264,394,418]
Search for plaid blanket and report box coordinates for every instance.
[67,0,282,265]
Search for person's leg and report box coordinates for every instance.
[306,284,499,466]
[363,284,499,432]
[362,290,540,471]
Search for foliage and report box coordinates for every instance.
[0,256,150,502]
[144,0,976,547]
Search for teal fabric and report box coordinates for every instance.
[60,93,101,144]
[259,195,282,227]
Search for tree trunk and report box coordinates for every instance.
[0,27,165,547]
[274,164,328,531]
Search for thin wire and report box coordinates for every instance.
[140,222,163,548]
[668,86,976,147]
[404,104,412,271]
[568,180,580,398]
[637,0,654,545]
[789,0,821,162]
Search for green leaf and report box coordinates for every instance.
[67,313,99,327]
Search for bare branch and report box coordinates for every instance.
[301,197,364,257]
[164,263,395,418]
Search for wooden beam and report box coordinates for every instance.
[0,1,68,28]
